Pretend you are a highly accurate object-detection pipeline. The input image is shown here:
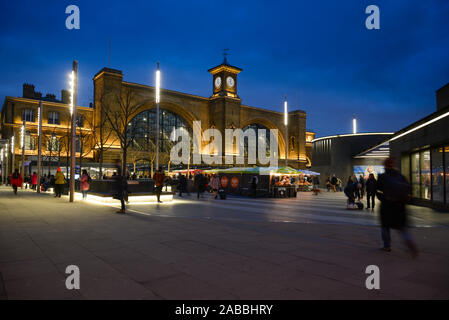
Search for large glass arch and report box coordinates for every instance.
[242,123,272,158]
[127,108,191,153]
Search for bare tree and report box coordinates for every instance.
[86,94,116,178]
[103,87,141,176]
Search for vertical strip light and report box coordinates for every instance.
[69,70,75,116]
[155,62,160,170]
[353,116,357,134]
[284,97,288,166]
[20,124,25,149]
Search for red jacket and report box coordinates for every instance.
[11,172,23,187]
[31,174,38,185]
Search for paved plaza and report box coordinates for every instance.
[0,186,448,300]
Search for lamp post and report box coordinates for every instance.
[69,61,78,202]
[11,134,15,174]
[353,115,357,134]
[155,62,161,171]
[37,101,42,193]
[5,143,8,186]
[21,120,25,185]
[1,148,4,185]
[284,97,288,167]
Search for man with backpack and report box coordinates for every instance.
[10,169,23,195]
[376,157,418,258]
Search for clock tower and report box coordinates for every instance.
[208,56,243,150]
[208,55,242,98]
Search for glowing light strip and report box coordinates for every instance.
[69,71,75,115]
[390,110,449,141]
[284,98,288,126]
[312,132,394,143]
[1,148,3,162]
[155,63,160,104]
[20,125,24,149]
[11,136,14,153]
[353,117,357,134]
[37,106,41,133]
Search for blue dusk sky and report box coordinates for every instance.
[1,0,448,137]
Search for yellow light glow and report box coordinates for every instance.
[69,71,75,115]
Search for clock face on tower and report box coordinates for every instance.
[214,77,222,88]
[226,76,235,88]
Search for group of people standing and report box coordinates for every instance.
[344,173,378,211]
[7,167,91,200]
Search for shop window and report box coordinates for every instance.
[411,152,420,198]
[24,131,36,150]
[420,150,431,200]
[431,147,444,203]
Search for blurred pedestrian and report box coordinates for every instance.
[365,173,377,211]
[312,175,320,195]
[153,167,166,203]
[80,169,90,200]
[331,174,338,192]
[31,172,37,190]
[376,157,418,257]
[250,175,258,198]
[10,169,22,195]
[113,161,127,213]
[194,171,206,199]
[210,174,220,199]
[54,167,66,198]
[357,174,365,200]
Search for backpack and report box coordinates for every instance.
[13,172,19,179]
[87,175,92,183]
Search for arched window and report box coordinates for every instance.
[242,123,272,158]
[127,109,191,153]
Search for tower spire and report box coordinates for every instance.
[223,48,229,64]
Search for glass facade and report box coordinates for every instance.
[127,109,191,153]
[242,123,271,157]
[431,147,444,203]
[411,153,420,198]
[408,145,448,206]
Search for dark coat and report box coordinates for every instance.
[365,177,377,194]
[376,169,410,229]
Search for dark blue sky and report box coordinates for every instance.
[1,0,448,137]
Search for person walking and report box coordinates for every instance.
[357,174,365,200]
[365,173,377,211]
[194,172,206,199]
[80,169,90,200]
[325,177,331,192]
[31,172,37,190]
[376,157,418,257]
[54,167,66,198]
[250,175,258,198]
[330,174,338,192]
[113,161,127,213]
[10,169,22,195]
[178,173,189,197]
[312,175,320,195]
[153,167,166,203]
[210,174,220,199]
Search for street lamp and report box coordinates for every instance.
[11,134,15,173]
[155,62,161,171]
[1,148,4,185]
[353,115,357,134]
[284,97,288,167]
[37,101,43,193]
[69,61,78,202]
[21,120,25,181]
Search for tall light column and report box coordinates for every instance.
[155,62,161,171]
[353,115,357,134]
[1,148,4,185]
[21,120,25,185]
[11,134,15,174]
[5,143,8,186]
[284,97,288,167]
[69,61,78,202]
[37,101,43,193]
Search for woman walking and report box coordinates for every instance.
[80,169,90,200]
[10,169,23,195]
[210,174,220,199]
[54,167,66,198]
